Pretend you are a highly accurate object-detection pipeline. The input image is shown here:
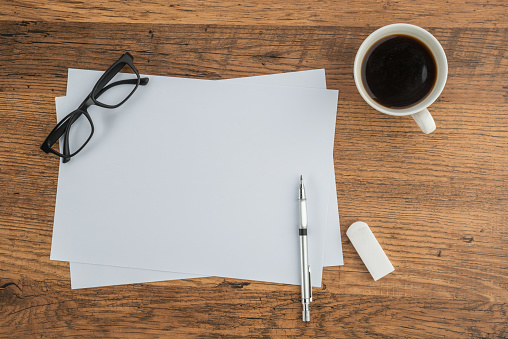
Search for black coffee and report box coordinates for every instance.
[361,35,437,109]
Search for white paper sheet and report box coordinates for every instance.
[51,69,339,287]
[64,70,342,289]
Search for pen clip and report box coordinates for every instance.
[308,265,312,302]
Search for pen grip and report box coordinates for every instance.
[299,234,311,301]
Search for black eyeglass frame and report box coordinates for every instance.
[41,52,149,163]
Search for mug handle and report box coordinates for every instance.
[411,108,436,134]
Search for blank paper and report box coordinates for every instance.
[51,69,338,287]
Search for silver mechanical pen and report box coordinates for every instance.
[299,175,312,322]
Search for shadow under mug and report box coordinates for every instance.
[353,23,448,134]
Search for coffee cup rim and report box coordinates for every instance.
[354,23,448,116]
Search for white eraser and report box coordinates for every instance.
[346,221,394,281]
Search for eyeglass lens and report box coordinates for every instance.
[94,63,139,107]
[63,110,94,156]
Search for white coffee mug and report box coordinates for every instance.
[353,23,448,134]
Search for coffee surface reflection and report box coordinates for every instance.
[361,35,437,109]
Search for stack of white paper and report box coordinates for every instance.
[50,68,343,289]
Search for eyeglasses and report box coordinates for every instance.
[41,52,149,163]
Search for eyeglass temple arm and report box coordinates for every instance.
[96,77,149,98]
[41,113,75,152]
[95,53,136,90]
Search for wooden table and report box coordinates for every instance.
[1,1,506,337]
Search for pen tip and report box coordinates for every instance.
[300,175,303,182]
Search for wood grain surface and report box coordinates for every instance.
[0,1,507,338]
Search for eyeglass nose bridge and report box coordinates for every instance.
[75,96,96,112]
[84,96,95,108]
